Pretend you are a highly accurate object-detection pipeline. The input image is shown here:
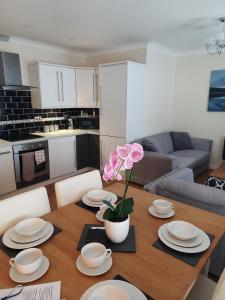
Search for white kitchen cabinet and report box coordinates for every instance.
[76,68,97,108]
[100,135,125,169]
[48,136,77,178]
[0,146,16,195]
[29,63,76,108]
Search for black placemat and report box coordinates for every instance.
[0,225,62,258]
[77,224,136,252]
[153,233,215,266]
[113,275,154,300]
[75,200,99,214]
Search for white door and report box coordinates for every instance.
[0,146,16,195]
[59,67,76,107]
[39,64,62,108]
[100,135,125,169]
[99,64,127,137]
[76,68,97,108]
[48,136,77,178]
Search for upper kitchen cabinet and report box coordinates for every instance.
[29,63,76,108]
[76,68,98,108]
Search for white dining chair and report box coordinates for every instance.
[0,187,51,235]
[55,170,103,208]
[187,269,225,300]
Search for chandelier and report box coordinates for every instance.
[205,18,225,55]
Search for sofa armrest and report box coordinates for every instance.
[144,168,194,194]
[131,151,172,185]
[191,137,213,152]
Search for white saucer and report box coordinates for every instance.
[96,211,105,222]
[9,256,49,283]
[2,223,54,249]
[10,222,51,244]
[158,224,210,253]
[149,206,174,219]
[82,192,117,208]
[80,280,147,300]
[76,255,112,276]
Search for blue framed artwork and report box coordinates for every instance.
[208,69,225,111]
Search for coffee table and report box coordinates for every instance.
[210,162,225,180]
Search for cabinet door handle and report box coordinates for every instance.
[99,86,102,115]
[74,138,77,168]
[56,72,61,102]
[60,72,64,102]
[0,151,10,156]
[93,73,96,104]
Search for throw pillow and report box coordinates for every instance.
[143,140,159,152]
[205,176,225,191]
[170,131,193,151]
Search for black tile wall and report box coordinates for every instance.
[0,90,99,136]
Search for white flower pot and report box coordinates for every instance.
[105,216,130,243]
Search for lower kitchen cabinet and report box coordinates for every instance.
[0,146,16,195]
[76,134,100,170]
[48,136,77,178]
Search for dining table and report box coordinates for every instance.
[1,182,225,300]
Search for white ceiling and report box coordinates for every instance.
[0,0,225,54]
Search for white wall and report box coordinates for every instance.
[144,43,175,136]
[0,38,86,85]
[86,47,146,66]
[172,52,225,167]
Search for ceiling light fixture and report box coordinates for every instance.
[205,18,225,55]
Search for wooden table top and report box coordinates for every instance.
[1,182,225,300]
[210,162,225,180]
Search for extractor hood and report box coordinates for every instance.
[0,51,33,90]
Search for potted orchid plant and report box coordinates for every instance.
[102,143,144,243]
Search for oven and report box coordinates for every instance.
[13,141,49,188]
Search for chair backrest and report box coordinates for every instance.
[55,170,103,208]
[0,187,51,235]
[212,268,225,300]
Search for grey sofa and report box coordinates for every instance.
[144,168,225,278]
[132,132,213,185]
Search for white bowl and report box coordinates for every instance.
[87,190,109,202]
[88,284,130,300]
[167,221,199,241]
[14,218,46,237]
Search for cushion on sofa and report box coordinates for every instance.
[143,132,174,154]
[168,155,196,169]
[170,150,210,168]
[143,140,159,152]
[170,131,193,151]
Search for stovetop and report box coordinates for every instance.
[0,133,43,142]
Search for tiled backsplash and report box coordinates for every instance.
[0,90,99,136]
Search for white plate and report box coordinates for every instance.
[82,192,117,208]
[158,224,210,253]
[2,223,54,250]
[149,206,174,219]
[161,224,203,248]
[167,221,199,241]
[87,189,111,202]
[10,222,51,244]
[76,255,112,276]
[96,211,105,223]
[9,256,49,283]
[80,280,147,300]
[88,284,130,300]
[14,218,46,237]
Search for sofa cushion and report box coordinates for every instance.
[143,140,159,152]
[170,149,210,168]
[144,132,174,154]
[171,131,193,151]
[168,155,196,169]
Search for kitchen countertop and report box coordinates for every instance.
[0,129,100,147]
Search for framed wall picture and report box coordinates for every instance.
[208,69,225,111]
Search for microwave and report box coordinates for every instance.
[74,116,99,129]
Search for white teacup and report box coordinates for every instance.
[153,199,173,215]
[9,248,43,274]
[81,243,112,268]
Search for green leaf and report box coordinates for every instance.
[103,208,116,220]
[114,198,134,221]
[102,200,115,210]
